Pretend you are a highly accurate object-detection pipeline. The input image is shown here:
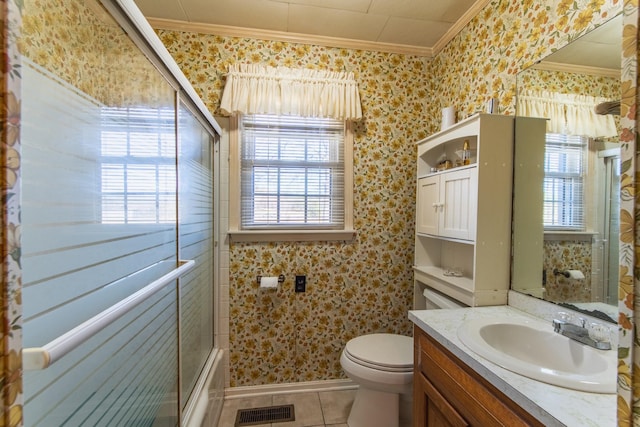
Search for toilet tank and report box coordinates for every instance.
[423,287,466,309]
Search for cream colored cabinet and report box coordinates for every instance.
[417,168,477,240]
[416,176,439,236]
[413,114,514,308]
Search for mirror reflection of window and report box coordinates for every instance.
[543,134,586,231]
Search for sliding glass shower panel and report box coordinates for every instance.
[23,282,179,426]
[605,155,620,305]
[177,101,216,409]
[21,0,181,424]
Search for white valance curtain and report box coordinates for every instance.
[518,90,617,137]
[220,64,362,120]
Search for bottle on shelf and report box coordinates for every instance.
[462,140,471,165]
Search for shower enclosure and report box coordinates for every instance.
[14,0,223,425]
[598,149,621,305]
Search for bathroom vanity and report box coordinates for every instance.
[409,305,616,427]
[413,325,543,426]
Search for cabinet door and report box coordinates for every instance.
[414,372,468,427]
[416,176,440,235]
[439,168,477,240]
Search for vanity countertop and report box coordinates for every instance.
[409,305,616,427]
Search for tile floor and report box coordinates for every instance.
[216,389,357,427]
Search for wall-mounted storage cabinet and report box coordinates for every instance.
[413,114,514,308]
[417,167,477,240]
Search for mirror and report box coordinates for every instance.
[513,15,622,323]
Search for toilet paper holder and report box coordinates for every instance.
[256,274,285,284]
[553,268,585,279]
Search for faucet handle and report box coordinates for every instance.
[588,322,611,343]
[555,311,574,323]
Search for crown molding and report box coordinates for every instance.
[533,61,620,79]
[431,0,492,55]
[147,18,434,57]
[146,0,491,57]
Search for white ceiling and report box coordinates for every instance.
[133,0,488,55]
[133,0,622,68]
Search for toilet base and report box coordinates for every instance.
[347,386,399,427]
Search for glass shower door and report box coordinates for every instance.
[603,154,620,305]
[21,0,181,425]
[177,101,216,412]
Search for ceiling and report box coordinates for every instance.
[133,0,489,55]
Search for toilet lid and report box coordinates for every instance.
[344,333,413,370]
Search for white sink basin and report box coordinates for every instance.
[457,316,616,394]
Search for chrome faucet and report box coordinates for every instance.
[552,314,612,350]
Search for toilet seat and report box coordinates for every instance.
[343,333,413,372]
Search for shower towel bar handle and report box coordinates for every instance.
[23,259,196,371]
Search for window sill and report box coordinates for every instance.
[543,230,597,241]
[228,229,357,243]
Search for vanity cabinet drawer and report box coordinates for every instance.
[414,326,543,427]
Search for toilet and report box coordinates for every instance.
[340,287,464,427]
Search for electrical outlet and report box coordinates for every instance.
[295,275,306,293]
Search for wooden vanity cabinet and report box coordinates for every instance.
[413,326,544,427]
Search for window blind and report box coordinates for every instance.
[240,114,345,229]
[543,133,586,230]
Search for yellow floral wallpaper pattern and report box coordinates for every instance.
[518,68,619,98]
[20,0,173,107]
[543,241,593,302]
[616,2,638,425]
[158,30,431,386]
[157,0,624,389]
[3,0,22,423]
[2,0,639,425]
[427,0,619,124]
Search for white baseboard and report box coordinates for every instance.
[224,379,357,399]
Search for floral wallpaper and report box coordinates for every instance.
[2,0,22,423]
[1,0,639,426]
[157,0,628,390]
[617,2,638,425]
[427,0,619,125]
[518,67,620,98]
[543,240,593,302]
[20,0,171,107]
[158,30,431,386]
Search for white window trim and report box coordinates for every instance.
[228,115,355,242]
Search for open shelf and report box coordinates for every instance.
[413,265,474,293]
[416,232,475,245]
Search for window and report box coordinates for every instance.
[100,106,176,224]
[543,133,587,230]
[229,114,354,241]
